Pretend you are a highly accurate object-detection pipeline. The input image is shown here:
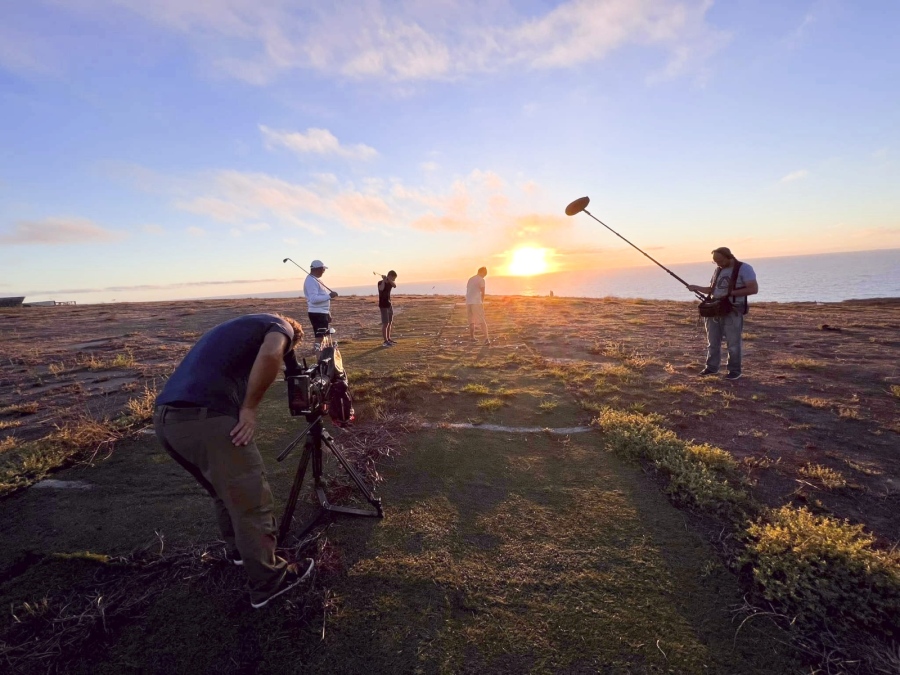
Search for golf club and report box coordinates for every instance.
[565,197,706,301]
[283,257,335,293]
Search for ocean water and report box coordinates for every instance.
[232,249,899,304]
[329,249,900,304]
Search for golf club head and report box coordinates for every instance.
[565,196,590,216]
[282,258,289,263]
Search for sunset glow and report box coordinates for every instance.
[2,3,898,303]
[508,247,551,276]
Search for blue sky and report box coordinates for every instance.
[1,0,898,303]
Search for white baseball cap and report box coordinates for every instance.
[310,260,327,269]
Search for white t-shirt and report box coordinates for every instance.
[711,262,756,309]
[466,275,485,304]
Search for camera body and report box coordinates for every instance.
[286,369,332,417]
[284,348,354,424]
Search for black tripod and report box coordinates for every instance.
[277,413,384,543]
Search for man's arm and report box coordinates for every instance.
[230,332,289,446]
[688,279,758,296]
[730,279,758,297]
[380,276,396,288]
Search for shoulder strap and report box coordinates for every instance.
[727,261,742,298]
[707,267,722,299]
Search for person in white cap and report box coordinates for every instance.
[303,260,338,350]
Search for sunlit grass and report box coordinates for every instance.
[799,463,847,489]
[476,398,504,412]
[0,402,39,416]
[774,357,826,371]
[124,385,158,423]
[794,396,830,409]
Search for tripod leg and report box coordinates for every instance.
[322,434,384,516]
[278,440,313,543]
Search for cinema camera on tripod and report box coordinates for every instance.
[277,328,384,543]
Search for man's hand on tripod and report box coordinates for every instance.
[230,407,258,446]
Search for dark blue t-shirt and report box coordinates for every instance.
[156,314,294,417]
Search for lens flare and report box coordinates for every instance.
[508,247,550,276]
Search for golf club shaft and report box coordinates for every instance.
[582,210,706,301]
[283,258,335,293]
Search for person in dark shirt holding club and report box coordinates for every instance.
[377,270,398,347]
[154,313,313,609]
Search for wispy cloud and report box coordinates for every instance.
[507,213,571,239]
[0,25,55,75]
[70,0,727,84]
[141,224,165,235]
[260,125,377,160]
[119,158,548,235]
[782,1,841,51]
[0,217,125,245]
[783,11,817,50]
[780,169,809,184]
[177,170,393,233]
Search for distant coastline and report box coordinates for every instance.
[16,248,900,306]
[206,248,900,305]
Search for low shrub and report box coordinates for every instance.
[744,506,900,640]
[592,408,747,515]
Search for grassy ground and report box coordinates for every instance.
[2,296,897,672]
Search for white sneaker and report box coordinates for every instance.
[250,558,314,609]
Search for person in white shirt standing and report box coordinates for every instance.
[465,267,489,345]
[303,260,338,350]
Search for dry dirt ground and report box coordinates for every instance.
[1,295,899,673]
[1,294,898,542]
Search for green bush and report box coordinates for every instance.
[744,506,900,639]
[592,408,747,515]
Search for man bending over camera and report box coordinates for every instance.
[154,313,313,609]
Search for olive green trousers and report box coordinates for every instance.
[154,405,287,603]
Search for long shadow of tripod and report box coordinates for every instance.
[277,413,384,543]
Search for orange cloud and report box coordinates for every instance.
[0,217,125,245]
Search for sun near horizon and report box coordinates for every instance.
[507,246,553,276]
